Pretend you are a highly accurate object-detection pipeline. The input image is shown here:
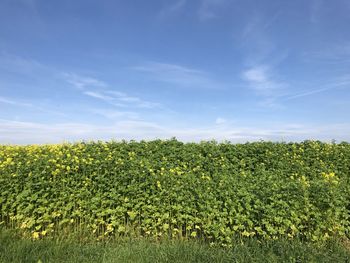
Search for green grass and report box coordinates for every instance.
[1,229,349,263]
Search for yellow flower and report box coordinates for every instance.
[32,232,40,239]
[321,172,338,184]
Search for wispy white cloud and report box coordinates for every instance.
[303,42,350,64]
[0,119,165,144]
[83,90,126,107]
[83,89,161,109]
[89,109,139,120]
[285,87,333,101]
[132,61,222,89]
[241,64,288,108]
[0,54,159,117]
[242,10,281,40]
[197,0,228,21]
[158,0,187,18]
[238,12,289,108]
[1,119,349,144]
[17,0,39,11]
[62,73,107,90]
[105,90,160,108]
[242,65,286,97]
[133,61,203,75]
[63,73,161,109]
[215,117,227,125]
[243,66,269,83]
[84,91,114,101]
[0,96,66,116]
[310,0,323,24]
[239,11,284,66]
[237,9,291,109]
[0,53,52,76]
[333,74,350,87]
[0,96,33,107]
[283,75,350,101]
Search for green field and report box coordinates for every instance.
[1,140,350,261]
[1,229,350,263]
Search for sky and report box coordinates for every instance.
[0,0,350,144]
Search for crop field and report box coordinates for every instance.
[1,139,350,246]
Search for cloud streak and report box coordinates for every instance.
[89,109,139,120]
[0,53,53,78]
[132,61,223,89]
[1,119,349,145]
[310,0,323,24]
[83,89,161,109]
[0,96,67,117]
[0,96,33,107]
[303,42,350,64]
[62,72,162,109]
[158,0,187,18]
[197,0,228,21]
[215,117,227,125]
[283,75,350,101]
[242,65,285,94]
[62,73,107,90]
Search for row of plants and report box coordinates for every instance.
[0,139,349,245]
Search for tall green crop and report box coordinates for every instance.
[0,140,349,245]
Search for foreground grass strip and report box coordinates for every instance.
[1,230,349,263]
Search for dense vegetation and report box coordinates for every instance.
[1,140,350,247]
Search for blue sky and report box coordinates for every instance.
[0,0,350,144]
